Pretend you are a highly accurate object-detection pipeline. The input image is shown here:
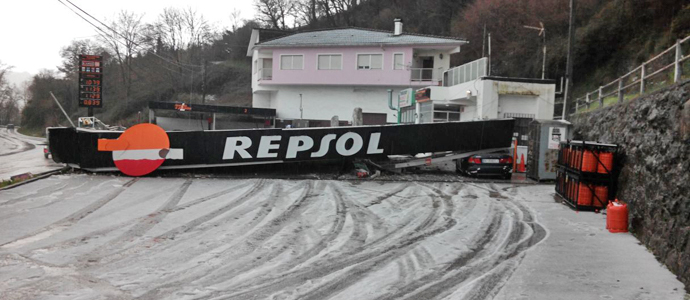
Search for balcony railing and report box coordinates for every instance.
[258,67,273,80]
[443,57,488,87]
[410,68,439,82]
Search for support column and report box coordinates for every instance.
[598,86,603,107]
[148,109,155,123]
[640,63,646,95]
[212,113,216,130]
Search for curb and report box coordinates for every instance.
[0,167,70,191]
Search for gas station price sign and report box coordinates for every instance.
[78,55,103,108]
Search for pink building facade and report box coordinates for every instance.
[248,24,467,124]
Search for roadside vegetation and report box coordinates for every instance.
[16,0,690,132]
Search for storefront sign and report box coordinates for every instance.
[398,88,414,108]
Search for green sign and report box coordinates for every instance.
[398,88,415,108]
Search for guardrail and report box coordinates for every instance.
[571,35,690,115]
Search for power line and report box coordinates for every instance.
[57,0,201,73]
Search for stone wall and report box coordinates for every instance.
[571,80,690,288]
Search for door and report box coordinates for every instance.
[422,57,434,80]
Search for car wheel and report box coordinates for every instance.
[503,173,512,180]
[44,153,49,159]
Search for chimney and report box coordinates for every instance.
[394,18,403,36]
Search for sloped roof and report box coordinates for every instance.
[255,27,467,48]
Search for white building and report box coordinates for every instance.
[247,20,556,126]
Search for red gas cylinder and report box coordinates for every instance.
[594,185,609,207]
[582,150,597,172]
[607,200,628,233]
[577,182,592,206]
[597,152,614,174]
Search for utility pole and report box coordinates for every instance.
[299,93,303,119]
[563,0,576,120]
[482,24,487,57]
[201,60,207,104]
[488,33,492,76]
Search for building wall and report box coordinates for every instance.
[255,45,455,87]
[257,86,399,122]
[499,95,538,118]
[492,80,555,119]
[431,79,555,121]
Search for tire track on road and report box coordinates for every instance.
[131,179,272,299]
[222,183,459,300]
[0,178,137,250]
[402,185,546,300]
[84,179,192,264]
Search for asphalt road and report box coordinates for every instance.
[0,127,62,181]
[0,176,684,300]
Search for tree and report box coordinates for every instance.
[99,10,146,108]
[255,0,295,30]
[0,61,21,125]
[295,0,319,27]
[58,39,107,80]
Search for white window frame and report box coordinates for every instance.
[280,54,304,70]
[316,53,343,70]
[356,53,384,70]
[392,52,404,70]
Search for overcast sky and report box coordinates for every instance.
[0,0,257,75]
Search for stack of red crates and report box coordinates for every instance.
[555,141,618,210]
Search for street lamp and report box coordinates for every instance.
[523,22,546,80]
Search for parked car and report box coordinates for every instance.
[456,152,514,179]
[6,124,14,130]
[43,145,51,159]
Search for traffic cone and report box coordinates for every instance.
[518,153,526,173]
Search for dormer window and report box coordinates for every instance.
[357,54,383,70]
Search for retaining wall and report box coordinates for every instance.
[571,80,690,288]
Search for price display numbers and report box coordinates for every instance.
[78,55,103,108]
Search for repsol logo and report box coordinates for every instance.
[222,132,384,160]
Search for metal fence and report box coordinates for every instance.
[571,35,690,115]
[443,57,488,87]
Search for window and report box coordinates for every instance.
[357,54,383,70]
[318,54,342,70]
[393,53,404,70]
[280,55,303,70]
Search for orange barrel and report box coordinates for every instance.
[594,185,609,207]
[597,151,614,174]
[575,149,582,170]
[607,200,628,233]
[577,182,593,206]
[582,150,597,172]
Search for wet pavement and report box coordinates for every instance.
[0,175,684,299]
[0,127,63,181]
